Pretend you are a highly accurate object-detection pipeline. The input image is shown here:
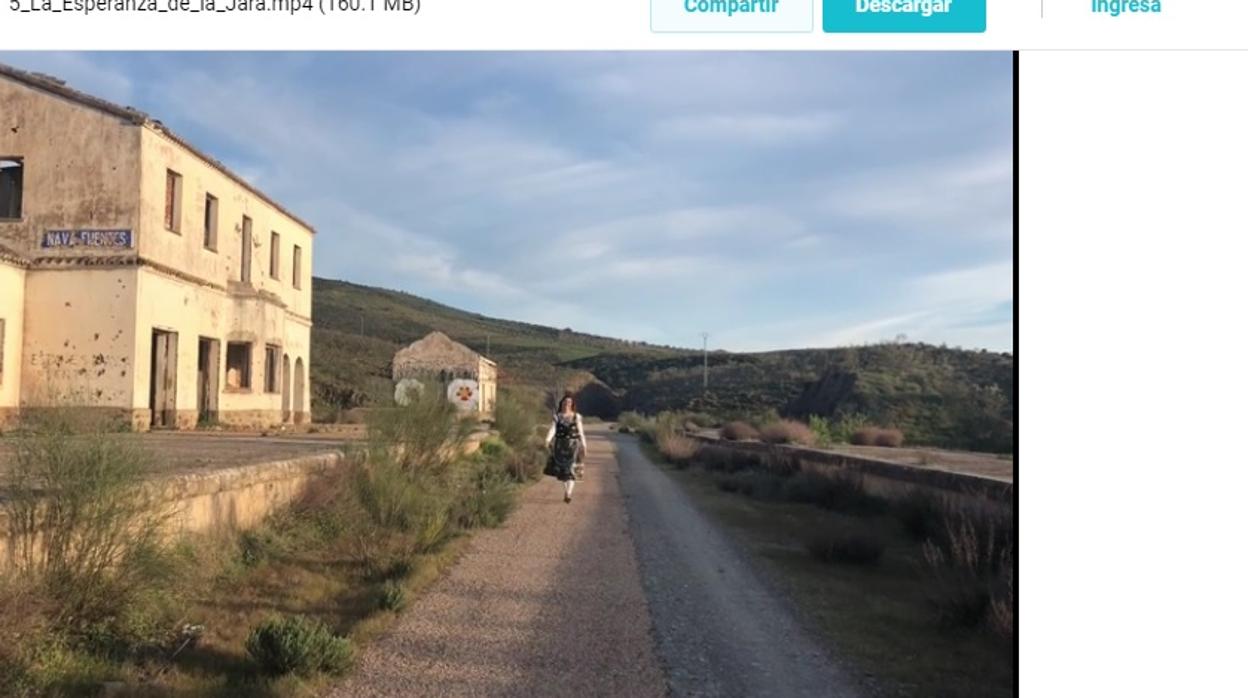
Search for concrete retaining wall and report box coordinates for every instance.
[0,449,346,571]
[689,435,1013,508]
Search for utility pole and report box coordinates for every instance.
[701,331,709,394]
[485,333,491,357]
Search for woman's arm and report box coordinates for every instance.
[577,414,588,454]
[544,418,556,448]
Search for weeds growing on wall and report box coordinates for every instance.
[0,400,535,695]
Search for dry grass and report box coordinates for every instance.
[850,426,905,448]
[720,421,760,441]
[804,532,884,566]
[659,463,1015,697]
[657,431,700,467]
[759,420,817,446]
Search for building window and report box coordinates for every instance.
[240,216,253,283]
[269,231,281,279]
[264,345,280,393]
[203,194,218,251]
[164,169,182,232]
[226,342,252,390]
[0,158,22,220]
[293,245,303,290]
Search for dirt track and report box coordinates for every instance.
[328,425,859,697]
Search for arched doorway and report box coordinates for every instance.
[281,354,292,423]
[294,358,305,424]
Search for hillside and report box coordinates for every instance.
[309,277,1015,452]
[309,278,687,418]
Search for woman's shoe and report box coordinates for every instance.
[564,493,572,503]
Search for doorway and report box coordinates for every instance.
[282,353,292,423]
[150,329,178,429]
[293,358,305,424]
[197,337,220,425]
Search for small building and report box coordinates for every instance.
[391,331,496,417]
[0,64,314,431]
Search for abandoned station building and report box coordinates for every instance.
[0,64,314,430]
[392,331,497,418]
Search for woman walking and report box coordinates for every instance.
[545,395,588,503]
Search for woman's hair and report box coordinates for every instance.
[557,395,576,413]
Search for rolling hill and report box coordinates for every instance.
[309,277,1015,453]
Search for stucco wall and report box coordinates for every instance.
[133,266,311,428]
[19,266,139,412]
[137,128,313,321]
[0,260,25,417]
[0,77,142,258]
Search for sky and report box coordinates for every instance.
[3,52,1014,353]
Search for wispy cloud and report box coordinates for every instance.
[1,52,1014,351]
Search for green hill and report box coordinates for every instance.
[309,277,1014,452]
[309,278,685,418]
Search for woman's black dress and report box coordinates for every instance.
[546,414,582,482]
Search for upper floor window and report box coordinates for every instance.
[0,159,23,220]
[269,231,281,279]
[164,169,183,233]
[203,194,219,251]
[240,216,253,283]
[293,245,303,290]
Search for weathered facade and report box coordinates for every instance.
[0,64,314,430]
[392,331,497,417]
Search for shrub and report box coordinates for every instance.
[245,615,353,677]
[366,387,473,474]
[720,421,760,441]
[3,426,176,629]
[455,462,515,529]
[782,470,887,515]
[377,581,407,613]
[989,556,1015,640]
[493,389,543,450]
[808,415,834,447]
[827,412,869,444]
[617,411,648,432]
[352,460,453,573]
[477,437,509,460]
[874,428,905,447]
[715,471,785,500]
[850,426,905,447]
[657,432,700,467]
[805,532,884,565]
[921,500,1014,629]
[759,420,816,446]
[699,447,758,473]
[894,488,947,542]
[504,444,545,483]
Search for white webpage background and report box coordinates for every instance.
[0,0,1245,49]
[1022,50,1248,697]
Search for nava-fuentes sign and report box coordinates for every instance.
[41,229,134,249]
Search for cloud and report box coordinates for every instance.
[652,111,846,146]
[2,52,1014,351]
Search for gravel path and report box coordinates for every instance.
[328,426,859,697]
[326,428,666,698]
[615,431,862,698]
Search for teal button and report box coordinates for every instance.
[823,0,986,33]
